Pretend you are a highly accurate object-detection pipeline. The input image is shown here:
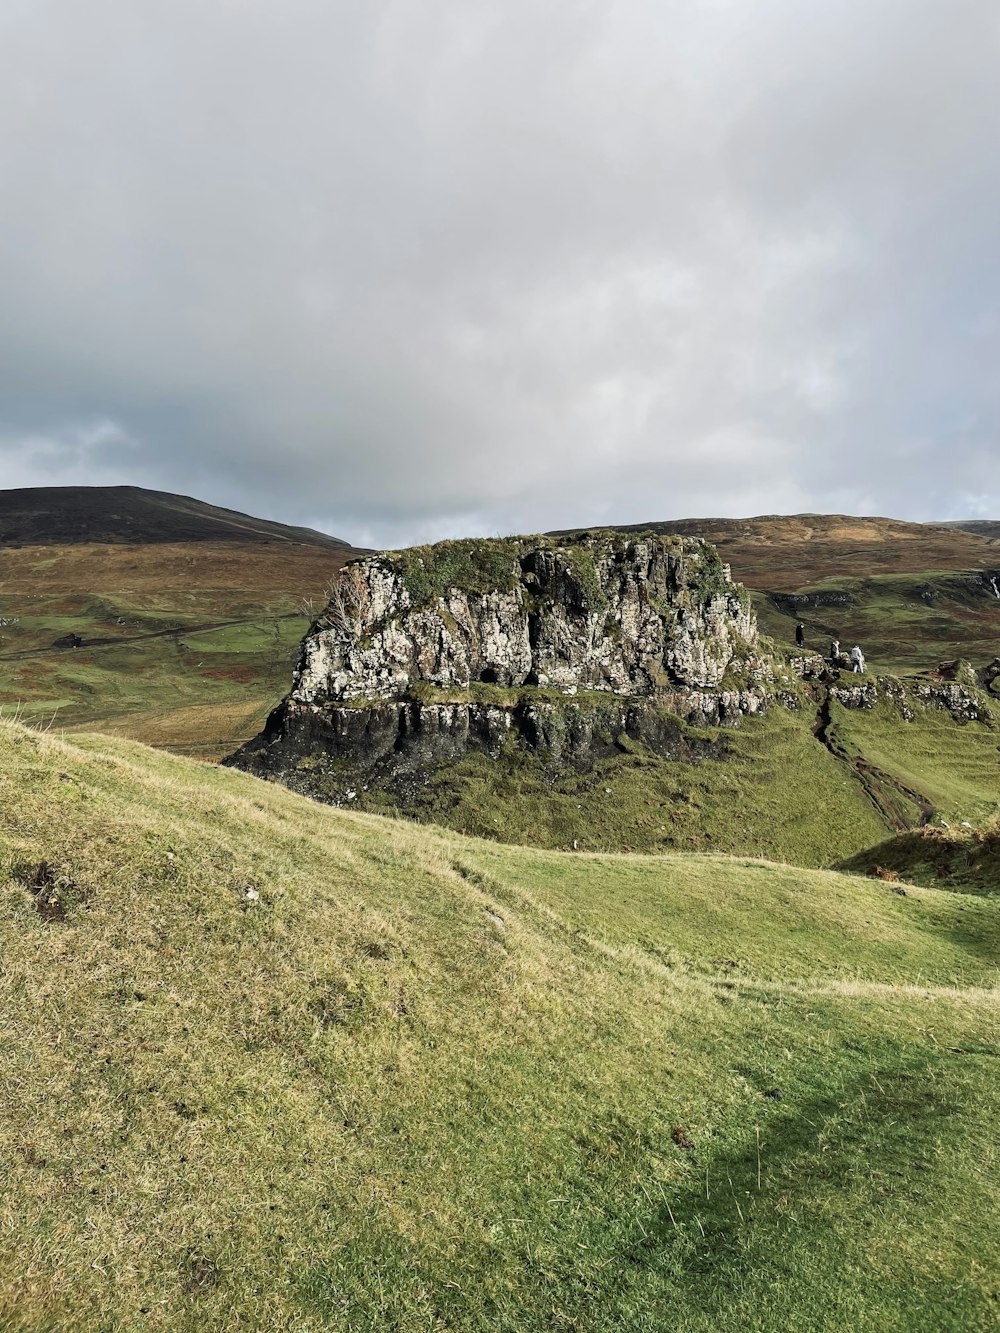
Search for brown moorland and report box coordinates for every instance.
[0,488,356,756]
[558,513,1000,587]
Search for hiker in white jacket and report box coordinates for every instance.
[851,645,866,674]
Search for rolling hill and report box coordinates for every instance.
[0,485,351,549]
[0,486,357,756]
[0,717,997,1331]
[555,514,1000,673]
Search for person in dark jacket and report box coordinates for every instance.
[795,622,805,649]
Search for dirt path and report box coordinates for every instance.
[812,688,936,832]
[0,612,304,662]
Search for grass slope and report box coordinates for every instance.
[0,540,349,757]
[349,702,891,867]
[1,719,998,1331]
[829,694,1000,828]
[328,678,999,868]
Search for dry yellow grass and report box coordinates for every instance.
[0,540,346,597]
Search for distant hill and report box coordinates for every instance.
[944,519,1000,541]
[0,485,356,756]
[0,485,352,549]
[553,513,1000,586]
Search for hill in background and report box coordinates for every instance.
[554,514,1000,673]
[0,484,351,549]
[0,486,356,757]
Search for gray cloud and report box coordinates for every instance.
[1,0,998,546]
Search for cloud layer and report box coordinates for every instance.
[1,0,998,545]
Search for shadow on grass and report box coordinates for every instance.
[616,1047,994,1331]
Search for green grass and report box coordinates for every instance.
[385,537,527,605]
[348,703,892,867]
[831,695,1000,827]
[0,606,308,756]
[756,570,1000,674]
[1,719,997,1329]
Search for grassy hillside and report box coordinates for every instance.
[838,819,1000,895]
[556,515,1000,673]
[753,570,1000,675]
[345,700,892,867]
[583,514,1000,585]
[0,486,355,756]
[826,693,1000,828]
[308,680,998,869]
[1,718,998,1331]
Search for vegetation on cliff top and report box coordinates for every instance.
[381,530,699,611]
[383,536,528,605]
[0,717,998,1330]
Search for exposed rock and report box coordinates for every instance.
[933,659,980,688]
[789,653,829,680]
[294,531,755,702]
[979,657,1000,697]
[910,681,991,724]
[831,675,993,724]
[228,531,765,790]
[830,682,881,710]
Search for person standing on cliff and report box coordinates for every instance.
[795,623,805,649]
[830,638,840,661]
[851,645,866,673]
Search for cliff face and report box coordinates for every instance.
[228,532,763,790]
[296,532,755,700]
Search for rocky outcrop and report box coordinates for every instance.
[293,531,756,702]
[228,532,765,791]
[981,657,1000,697]
[830,676,993,724]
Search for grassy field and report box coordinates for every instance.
[754,570,1000,675]
[0,541,347,756]
[829,693,1000,827]
[0,718,997,1331]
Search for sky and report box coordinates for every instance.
[1,0,998,548]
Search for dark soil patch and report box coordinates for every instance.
[201,666,257,683]
[21,860,84,922]
[180,1249,220,1294]
[309,981,366,1029]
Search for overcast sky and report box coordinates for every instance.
[1,1,998,547]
